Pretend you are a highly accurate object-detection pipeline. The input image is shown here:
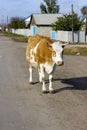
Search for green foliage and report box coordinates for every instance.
[52,13,82,31]
[40,0,59,13]
[9,17,25,29]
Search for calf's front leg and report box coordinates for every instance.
[49,74,54,93]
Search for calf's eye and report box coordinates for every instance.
[52,51,56,57]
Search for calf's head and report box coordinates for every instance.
[48,41,67,66]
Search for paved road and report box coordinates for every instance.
[0,33,87,130]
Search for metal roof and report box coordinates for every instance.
[32,13,64,25]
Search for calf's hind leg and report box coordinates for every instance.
[39,65,47,93]
[29,65,33,84]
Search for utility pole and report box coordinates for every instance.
[71,4,74,43]
[85,9,87,43]
[7,16,8,32]
[50,0,51,5]
[2,15,4,31]
[7,16,8,25]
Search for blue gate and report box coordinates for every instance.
[33,26,37,36]
[51,31,56,39]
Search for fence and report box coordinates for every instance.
[11,28,87,43]
[11,28,33,37]
[51,31,87,43]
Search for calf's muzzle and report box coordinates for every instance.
[57,61,64,66]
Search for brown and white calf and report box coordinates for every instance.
[26,35,67,93]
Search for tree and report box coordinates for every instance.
[51,13,82,31]
[9,17,25,29]
[40,0,59,13]
[81,6,87,17]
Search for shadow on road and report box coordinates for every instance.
[31,77,87,94]
[53,77,87,94]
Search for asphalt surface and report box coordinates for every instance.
[0,33,87,130]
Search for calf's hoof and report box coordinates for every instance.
[49,90,55,94]
[42,90,48,94]
[29,81,34,85]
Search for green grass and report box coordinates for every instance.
[3,32,28,42]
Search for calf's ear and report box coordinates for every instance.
[61,42,69,48]
[47,43,53,52]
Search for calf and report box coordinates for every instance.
[26,35,67,93]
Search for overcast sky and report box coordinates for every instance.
[0,0,87,23]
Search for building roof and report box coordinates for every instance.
[30,13,64,26]
[24,15,31,26]
[25,16,31,22]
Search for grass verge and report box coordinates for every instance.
[3,32,28,42]
[64,47,87,56]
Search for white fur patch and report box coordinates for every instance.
[52,42,63,64]
[44,62,54,74]
[33,42,40,54]
[30,49,37,67]
[29,42,40,67]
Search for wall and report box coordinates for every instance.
[11,26,51,38]
[11,28,87,43]
[11,28,33,37]
[37,26,51,37]
[51,31,87,43]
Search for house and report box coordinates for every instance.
[25,13,64,37]
[25,16,31,27]
[0,24,2,31]
[81,16,87,31]
[0,26,2,31]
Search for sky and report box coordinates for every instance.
[0,0,87,24]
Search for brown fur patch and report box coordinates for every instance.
[26,34,54,68]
